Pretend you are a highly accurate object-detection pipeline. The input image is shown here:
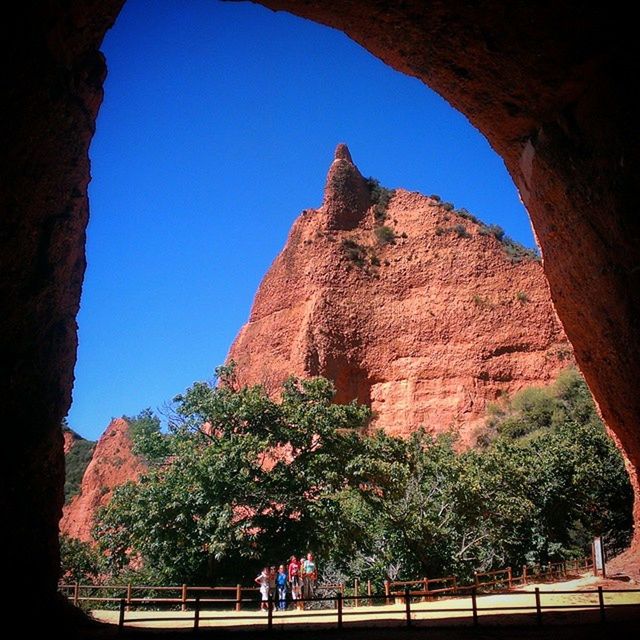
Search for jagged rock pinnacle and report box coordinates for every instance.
[334,143,353,163]
[322,143,370,230]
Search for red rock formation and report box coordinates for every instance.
[63,429,78,455]
[60,418,145,542]
[228,145,572,444]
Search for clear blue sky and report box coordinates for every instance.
[68,0,535,441]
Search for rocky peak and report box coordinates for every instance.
[228,146,573,445]
[322,143,371,230]
[60,417,146,542]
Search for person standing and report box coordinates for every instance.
[288,555,302,610]
[276,565,288,610]
[255,566,270,611]
[302,552,317,602]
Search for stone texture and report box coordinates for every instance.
[2,0,639,614]
[229,146,572,444]
[60,418,146,542]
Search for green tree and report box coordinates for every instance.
[60,535,102,583]
[95,371,371,584]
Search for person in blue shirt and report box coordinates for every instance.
[276,564,288,610]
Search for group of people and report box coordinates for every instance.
[255,553,318,611]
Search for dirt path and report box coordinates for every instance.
[91,575,640,630]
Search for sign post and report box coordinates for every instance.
[592,536,606,577]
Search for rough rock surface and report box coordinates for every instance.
[63,429,78,455]
[60,418,145,542]
[228,146,572,444]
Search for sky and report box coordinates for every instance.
[68,0,535,441]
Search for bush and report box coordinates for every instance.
[516,291,529,303]
[370,255,381,266]
[455,208,479,224]
[454,224,471,238]
[435,226,445,236]
[342,238,367,266]
[60,534,103,583]
[374,226,396,245]
[366,177,396,223]
[442,202,455,211]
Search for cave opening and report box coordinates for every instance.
[2,0,639,621]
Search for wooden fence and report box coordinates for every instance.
[95,586,640,631]
[58,581,346,611]
[60,556,595,613]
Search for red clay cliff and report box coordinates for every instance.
[228,145,573,444]
[60,418,146,542]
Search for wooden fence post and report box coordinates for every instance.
[598,586,606,622]
[522,565,528,585]
[354,578,359,608]
[507,567,512,589]
[471,588,478,626]
[267,594,274,631]
[367,579,372,606]
[474,571,479,588]
[193,593,200,631]
[73,582,79,608]
[337,592,343,629]
[235,584,242,612]
[181,584,187,612]
[535,587,542,625]
[118,598,126,631]
[384,580,390,604]
[404,586,412,626]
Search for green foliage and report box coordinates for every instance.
[374,225,396,245]
[442,202,455,211]
[366,177,396,223]
[94,367,632,586]
[472,294,493,309]
[63,427,96,502]
[455,208,479,224]
[125,408,168,465]
[454,224,470,239]
[502,235,541,263]
[95,375,371,585]
[516,291,529,303]
[484,368,633,556]
[342,238,367,266]
[60,534,103,583]
[478,223,505,241]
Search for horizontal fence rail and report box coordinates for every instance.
[61,555,623,631]
[71,586,640,632]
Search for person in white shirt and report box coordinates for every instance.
[254,566,270,611]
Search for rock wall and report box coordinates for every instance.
[229,146,572,444]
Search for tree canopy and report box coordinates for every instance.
[87,366,632,586]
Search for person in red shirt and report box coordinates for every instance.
[288,555,302,609]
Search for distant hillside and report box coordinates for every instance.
[62,423,96,503]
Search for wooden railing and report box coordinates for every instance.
[92,586,640,632]
[385,575,458,599]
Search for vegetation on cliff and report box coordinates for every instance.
[67,366,632,587]
[63,422,96,502]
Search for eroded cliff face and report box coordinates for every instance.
[228,145,573,444]
[60,418,145,542]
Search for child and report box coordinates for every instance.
[255,566,270,611]
[276,564,288,610]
